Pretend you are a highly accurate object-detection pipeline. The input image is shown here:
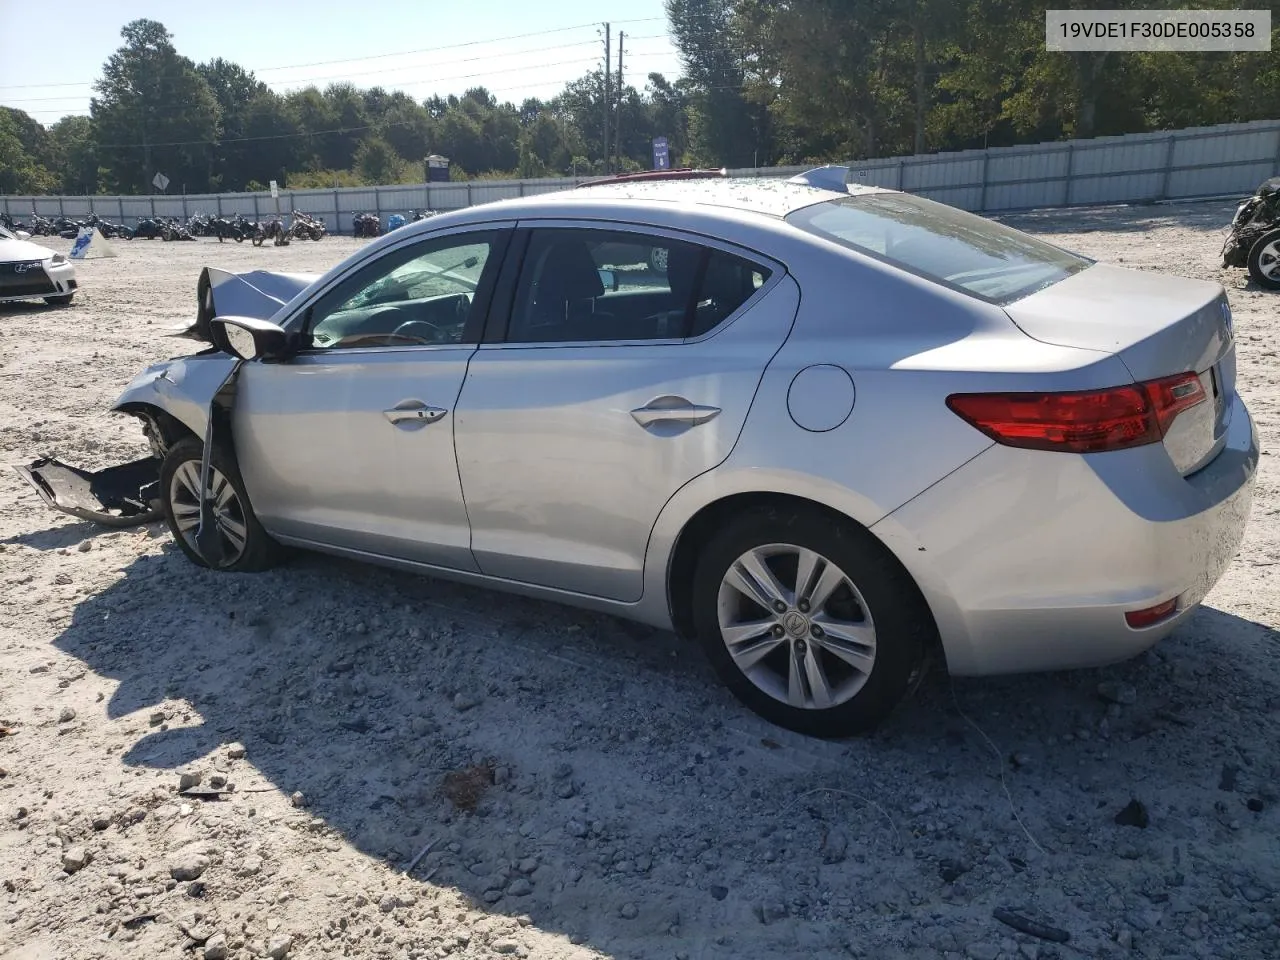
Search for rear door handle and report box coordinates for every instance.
[630,398,721,428]
[384,402,447,425]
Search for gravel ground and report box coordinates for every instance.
[0,202,1277,960]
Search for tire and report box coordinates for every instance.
[43,294,73,306]
[691,504,933,738]
[1247,228,1280,290]
[159,437,283,572]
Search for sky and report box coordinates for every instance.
[0,0,685,126]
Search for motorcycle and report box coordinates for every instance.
[253,217,291,246]
[1,213,28,233]
[27,213,56,237]
[86,214,131,239]
[291,210,326,241]
[161,218,195,241]
[131,217,165,240]
[1223,176,1280,289]
[353,212,382,238]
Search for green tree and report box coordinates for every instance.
[0,108,57,193]
[90,19,220,193]
[353,135,403,183]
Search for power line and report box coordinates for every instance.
[0,17,668,91]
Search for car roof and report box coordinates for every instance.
[472,176,892,221]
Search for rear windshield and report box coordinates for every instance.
[786,193,1091,305]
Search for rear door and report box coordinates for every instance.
[453,222,800,602]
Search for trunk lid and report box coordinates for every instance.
[1004,263,1235,475]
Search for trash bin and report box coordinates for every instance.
[388,213,406,231]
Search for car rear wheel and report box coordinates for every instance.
[1247,228,1280,289]
[691,505,932,737]
[160,437,282,572]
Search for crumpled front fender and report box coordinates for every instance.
[111,353,239,439]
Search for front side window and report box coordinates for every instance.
[786,193,1090,305]
[305,232,496,349]
[506,228,771,344]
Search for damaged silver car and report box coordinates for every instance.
[17,169,1258,738]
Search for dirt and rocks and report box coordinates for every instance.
[0,202,1277,960]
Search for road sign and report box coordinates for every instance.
[652,137,669,171]
[152,172,170,192]
[270,179,279,199]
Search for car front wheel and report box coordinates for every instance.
[691,505,932,737]
[160,437,282,572]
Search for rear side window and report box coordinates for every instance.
[505,228,771,343]
[786,193,1090,305]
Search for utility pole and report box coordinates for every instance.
[602,22,611,174]
[614,32,624,173]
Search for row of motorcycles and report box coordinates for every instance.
[2,210,328,245]
[353,209,437,238]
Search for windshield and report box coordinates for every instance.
[786,193,1090,305]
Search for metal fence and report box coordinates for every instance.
[4,118,1275,235]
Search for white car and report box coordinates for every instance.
[0,225,77,306]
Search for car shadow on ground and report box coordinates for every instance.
[48,537,1280,957]
[1,519,101,551]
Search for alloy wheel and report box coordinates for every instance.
[716,544,877,710]
[168,459,249,566]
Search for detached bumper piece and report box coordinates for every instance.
[14,456,163,527]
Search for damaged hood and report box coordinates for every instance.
[174,266,321,342]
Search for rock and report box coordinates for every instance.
[290,791,307,808]
[1096,680,1135,705]
[1117,929,1134,949]
[452,691,482,712]
[516,858,539,874]
[555,781,576,799]
[92,816,110,831]
[965,945,1000,960]
[58,707,77,723]
[149,711,165,727]
[565,819,588,839]
[204,933,229,960]
[508,878,533,897]
[230,854,261,877]
[620,902,639,919]
[553,763,573,780]
[759,902,788,924]
[169,853,210,882]
[62,845,92,873]
[493,766,511,785]
[226,743,246,760]
[379,893,400,912]
[821,830,849,864]
[483,889,503,904]
[29,664,49,674]
[1219,765,1239,792]
[266,934,292,959]
[77,540,92,552]
[939,859,969,883]
[493,940,520,955]
[1247,797,1265,813]
[179,771,203,791]
[208,774,227,790]
[1115,799,1150,829]
[710,885,728,901]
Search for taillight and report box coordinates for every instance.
[946,372,1206,454]
[1125,597,1178,629]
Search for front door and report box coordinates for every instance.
[454,224,799,601]
[234,227,508,569]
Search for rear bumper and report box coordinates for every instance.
[873,392,1258,676]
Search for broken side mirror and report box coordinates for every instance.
[210,315,293,362]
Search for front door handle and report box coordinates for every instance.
[384,402,447,425]
[630,397,722,428]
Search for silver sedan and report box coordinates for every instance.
[20,169,1258,737]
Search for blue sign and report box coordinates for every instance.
[652,136,670,170]
[69,228,92,259]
